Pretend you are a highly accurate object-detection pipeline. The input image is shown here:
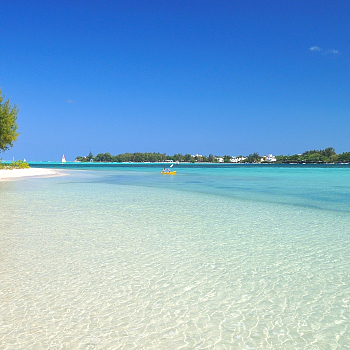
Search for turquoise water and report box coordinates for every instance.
[1,165,350,349]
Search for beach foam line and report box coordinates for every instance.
[0,168,66,181]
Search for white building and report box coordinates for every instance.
[261,154,276,162]
[230,156,246,163]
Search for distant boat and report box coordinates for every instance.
[61,155,66,163]
[23,158,26,162]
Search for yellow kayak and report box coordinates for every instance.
[161,171,177,175]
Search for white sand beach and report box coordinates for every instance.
[0,168,64,181]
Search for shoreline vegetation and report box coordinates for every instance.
[0,159,30,170]
[76,147,350,164]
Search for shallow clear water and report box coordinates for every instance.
[1,165,350,349]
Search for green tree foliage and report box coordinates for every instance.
[83,152,168,163]
[194,154,202,162]
[223,155,232,163]
[323,147,336,158]
[0,159,29,169]
[87,151,94,161]
[329,154,339,163]
[273,148,338,164]
[337,152,350,163]
[244,152,260,163]
[0,90,20,152]
[184,154,192,162]
[302,147,336,162]
[173,153,184,162]
[94,152,113,162]
[13,160,29,168]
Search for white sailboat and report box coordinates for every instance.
[61,154,66,163]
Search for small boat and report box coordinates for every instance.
[61,155,66,163]
[161,171,176,175]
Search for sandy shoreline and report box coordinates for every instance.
[0,168,65,181]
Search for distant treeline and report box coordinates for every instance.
[75,147,350,164]
[275,148,350,164]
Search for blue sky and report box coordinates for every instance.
[1,0,349,161]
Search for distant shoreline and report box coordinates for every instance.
[11,162,350,169]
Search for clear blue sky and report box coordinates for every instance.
[1,0,349,161]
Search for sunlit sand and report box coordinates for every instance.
[0,168,64,181]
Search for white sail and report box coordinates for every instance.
[62,155,66,163]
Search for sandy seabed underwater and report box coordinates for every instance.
[1,165,350,349]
